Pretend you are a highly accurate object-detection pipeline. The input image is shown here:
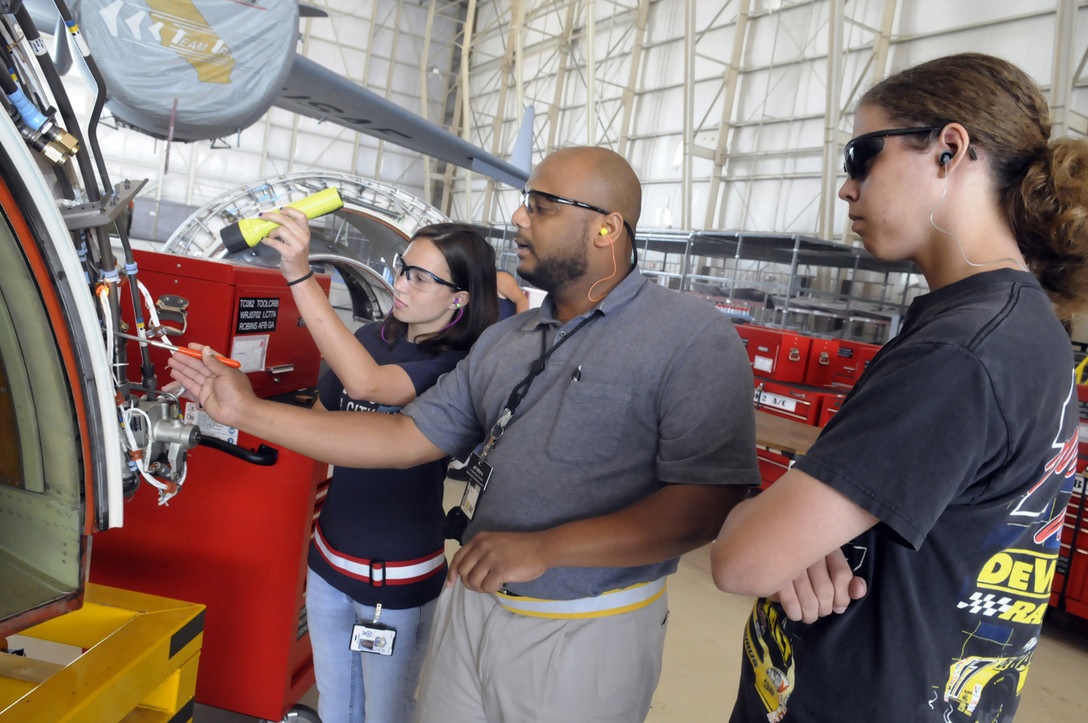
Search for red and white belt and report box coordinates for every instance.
[313,523,445,587]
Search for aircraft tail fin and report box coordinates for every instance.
[509,106,535,176]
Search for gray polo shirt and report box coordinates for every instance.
[403,269,759,599]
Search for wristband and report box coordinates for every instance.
[286,270,314,287]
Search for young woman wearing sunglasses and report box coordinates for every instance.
[260,214,498,723]
[713,53,1088,721]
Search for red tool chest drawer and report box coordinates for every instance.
[803,337,840,387]
[754,379,837,426]
[817,392,848,427]
[830,339,881,388]
[757,447,792,490]
[736,324,812,383]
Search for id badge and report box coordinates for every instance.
[350,622,397,656]
[458,452,493,520]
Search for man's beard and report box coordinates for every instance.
[517,236,589,293]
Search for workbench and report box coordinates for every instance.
[755,409,821,456]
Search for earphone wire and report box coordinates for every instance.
[587,230,619,303]
[930,170,1029,273]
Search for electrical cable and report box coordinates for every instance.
[12,3,93,200]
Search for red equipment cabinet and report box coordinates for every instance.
[1051,474,1088,619]
[756,447,792,490]
[89,251,331,720]
[803,337,840,387]
[1051,384,1088,619]
[115,250,329,396]
[817,392,848,427]
[829,338,881,388]
[753,378,840,427]
[735,324,812,383]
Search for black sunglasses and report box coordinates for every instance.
[843,126,942,180]
[392,253,463,291]
[520,188,638,263]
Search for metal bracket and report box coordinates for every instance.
[60,178,148,231]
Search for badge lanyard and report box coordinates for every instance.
[448,312,600,532]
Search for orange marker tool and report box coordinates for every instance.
[115,332,243,368]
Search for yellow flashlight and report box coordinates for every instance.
[219,187,344,253]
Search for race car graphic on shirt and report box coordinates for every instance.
[742,599,796,722]
[941,636,1036,722]
[740,544,864,721]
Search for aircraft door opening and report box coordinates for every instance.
[0,132,120,637]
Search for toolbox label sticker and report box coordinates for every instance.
[754,355,775,374]
[237,297,279,333]
[230,335,269,373]
[756,389,798,413]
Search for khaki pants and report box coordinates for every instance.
[416,580,669,723]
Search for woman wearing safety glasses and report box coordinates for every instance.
[714,53,1088,721]
[260,213,498,723]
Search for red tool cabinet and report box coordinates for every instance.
[829,339,881,388]
[115,250,328,396]
[1052,474,1088,619]
[736,324,812,383]
[818,393,847,427]
[803,337,840,387]
[753,378,839,427]
[756,448,792,490]
[1051,384,1088,619]
[753,380,843,488]
[89,251,331,720]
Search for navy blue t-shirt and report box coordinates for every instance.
[497,296,518,321]
[308,323,467,609]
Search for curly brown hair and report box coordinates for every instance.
[861,52,1088,318]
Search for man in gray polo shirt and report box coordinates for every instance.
[169,146,852,721]
[406,146,759,721]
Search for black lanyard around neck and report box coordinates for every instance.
[478,312,600,460]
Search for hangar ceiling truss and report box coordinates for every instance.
[450,0,1087,243]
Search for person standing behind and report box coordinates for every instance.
[260,214,498,723]
[712,53,1088,722]
[495,268,530,320]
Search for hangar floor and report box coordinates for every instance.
[191,474,1088,722]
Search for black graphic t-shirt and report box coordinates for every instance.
[308,322,467,609]
[732,270,1078,722]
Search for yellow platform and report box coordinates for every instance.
[0,583,204,722]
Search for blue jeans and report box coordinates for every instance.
[306,567,438,723]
